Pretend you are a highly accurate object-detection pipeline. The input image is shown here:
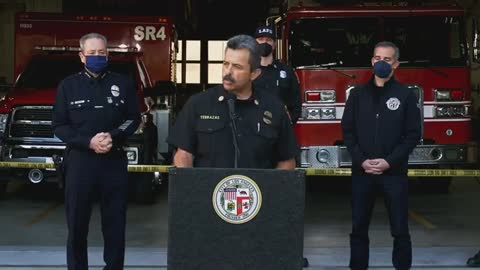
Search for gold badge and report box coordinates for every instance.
[263,117,272,125]
[218,96,224,102]
[263,111,272,119]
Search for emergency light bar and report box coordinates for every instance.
[34,45,138,53]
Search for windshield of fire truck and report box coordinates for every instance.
[289,16,467,68]
[16,56,137,88]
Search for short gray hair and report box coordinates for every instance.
[374,41,400,62]
[225,34,261,71]
[79,33,108,51]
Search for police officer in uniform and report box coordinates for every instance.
[342,41,421,270]
[167,34,298,169]
[53,33,141,270]
[253,25,302,124]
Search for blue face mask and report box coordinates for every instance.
[373,60,392,79]
[85,55,108,73]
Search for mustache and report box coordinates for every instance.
[223,74,235,83]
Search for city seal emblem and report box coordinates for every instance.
[212,175,262,224]
[386,97,401,111]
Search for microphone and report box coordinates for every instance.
[227,95,236,120]
[226,93,240,168]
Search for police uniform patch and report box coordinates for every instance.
[280,70,287,78]
[212,174,262,224]
[111,85,120,97]
[107,97,113,104]
[386,97,401,111]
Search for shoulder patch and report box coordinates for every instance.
[386,97,401,111]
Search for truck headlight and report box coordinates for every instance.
[303,107,336,120]
[435,105,470,118]
[305,90,336,103]
[0,114,7,133]
[434,88,464,101]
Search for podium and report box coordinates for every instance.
[167,168,306,270]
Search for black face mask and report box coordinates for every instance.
[258,43,273,57]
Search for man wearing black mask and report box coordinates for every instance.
[342,41,421,270]
[253,25,301,124]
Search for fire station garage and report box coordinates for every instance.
[1,0,480,269]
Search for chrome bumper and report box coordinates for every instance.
[1,144,139,165]
[300,143,478,168]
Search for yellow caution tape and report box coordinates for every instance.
[127,165,171,173]
[0,161,478,177]
[0,162,56,169]
[0,161,171,173]
[303,168,480,177]
[302,168,352,176]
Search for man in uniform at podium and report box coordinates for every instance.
[167,34,299,169]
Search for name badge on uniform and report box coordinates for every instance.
[386,97,400,111]
[111,85,120,97]
[280,70,287,78]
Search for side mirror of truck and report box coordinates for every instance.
[472,18,480,64]
[144,80,176,97]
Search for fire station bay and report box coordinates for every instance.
[2,0,480,269]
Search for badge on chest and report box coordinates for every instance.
[111,85,120,97]
[263,111,273,125]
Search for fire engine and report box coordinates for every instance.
[274,1,478,182]
[0,13,177,202]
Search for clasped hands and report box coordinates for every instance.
[89,132,112,154]
[361,159,390,175]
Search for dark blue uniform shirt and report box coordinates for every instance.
[53,70,141,151]
[253,60,302,124]
[167,85,299,168]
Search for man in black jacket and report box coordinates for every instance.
[341,41,421,270]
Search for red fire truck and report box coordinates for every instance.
[274,1,478,179]
[0,13,177,202]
